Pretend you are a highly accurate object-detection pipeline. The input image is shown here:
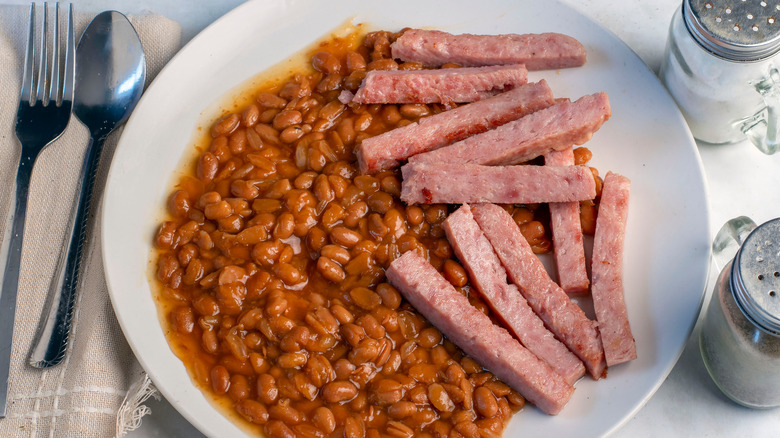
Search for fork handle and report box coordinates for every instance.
[0,156,36,418]
[28,134,105,368]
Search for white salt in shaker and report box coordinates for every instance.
[700,216,780,408]
[660,0,780,153]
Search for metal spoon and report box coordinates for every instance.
[29,11,146,367]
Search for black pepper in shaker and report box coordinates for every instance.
[700,217,780,408]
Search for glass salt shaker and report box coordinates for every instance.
[660,0,780,153]
[700,216,780,408]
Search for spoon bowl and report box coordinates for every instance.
[74,12,146,136]
[29,11,146,368]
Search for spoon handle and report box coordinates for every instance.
[29,134,104,368]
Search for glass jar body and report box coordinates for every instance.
[660,6,775,144]
[700,261,780,408]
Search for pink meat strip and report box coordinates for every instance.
[471,203,606,379]
[391,29,586,70]
[386,250,575,415]
[443,205,586,384]
[357,80,555,174]
[400,162,596,205]
[408,92,611,167]
[545,148,590,295]
[591,172,636,366]
[350,64,528,105]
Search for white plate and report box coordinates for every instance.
[102,0,711,436]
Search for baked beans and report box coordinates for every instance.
[153,27,599,438]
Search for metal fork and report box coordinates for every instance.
[0,2,75,419]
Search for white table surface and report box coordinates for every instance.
[7,0,780,436]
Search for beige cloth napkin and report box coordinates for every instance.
[0,6,181,437]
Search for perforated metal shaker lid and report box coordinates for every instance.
[685,0,780,61]
[732,217,780,335]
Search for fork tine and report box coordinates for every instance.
[62,3,75,106]
[49,3,60,105]
[36,2,49,105]
[20,3,36,105]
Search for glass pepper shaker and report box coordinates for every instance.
[700,216,780,408]
[660,0,780,153]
